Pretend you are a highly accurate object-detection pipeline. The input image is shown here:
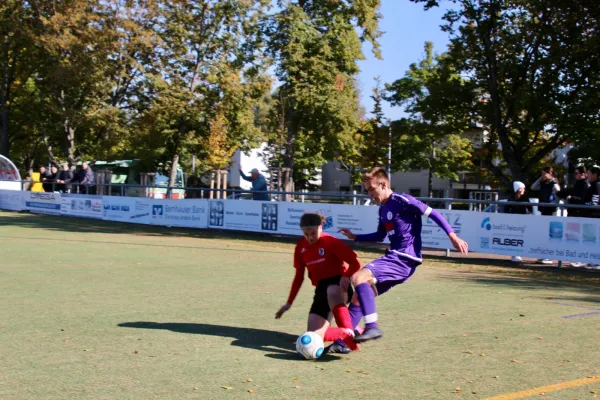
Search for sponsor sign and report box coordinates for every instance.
[149,199,208,228]
[60,194,103,219]
[25,191,62,215]
[277,202,378,239]
[207,200,265,232]
[0,189,23,211]
[102,197,151,225]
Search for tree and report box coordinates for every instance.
[264,0,383,187]
[386,42,474,196]
[410,0,600,185]
[137,0,271,187]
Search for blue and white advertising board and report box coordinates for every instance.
[102,196,152,225]
[60,194,103,219]
[149,199,208,229]
[24,191,62,215]
[0,189,23,211]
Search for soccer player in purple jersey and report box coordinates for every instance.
[339,167,469,342]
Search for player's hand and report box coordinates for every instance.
[338,228,356,240]
[275,303,291,319]
[339,276,351,291]
[449,232,469,254]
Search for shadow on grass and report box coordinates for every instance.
[435,271,600,305]
[117,321,342,362]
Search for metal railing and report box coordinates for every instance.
[7,179,600,215]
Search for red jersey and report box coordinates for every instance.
[286,233,361,305]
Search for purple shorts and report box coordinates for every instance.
[364,252,418,295]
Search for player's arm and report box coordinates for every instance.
[275,246,305,319]
[407,195,469,254]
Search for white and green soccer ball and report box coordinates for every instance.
[296,331,324,360]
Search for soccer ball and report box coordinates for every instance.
[296,331,324,360]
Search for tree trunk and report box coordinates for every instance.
[167,152,179,199]
[64,120,77,166]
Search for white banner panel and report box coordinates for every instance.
[24,191,62,215]
[277,202,379,239]
[149,199,208,228]
[102,196,152,225]
[207,199,269,232]
[60,194,103,219]
[0,189,23,211]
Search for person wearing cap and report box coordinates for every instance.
[239,167,270,201]
[504,181,532,263]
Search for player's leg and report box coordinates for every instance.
[309,278,353,347]
[351,267,382,342]
[326,283,359,351]
[352,255,418,343]
[348,293,363,332]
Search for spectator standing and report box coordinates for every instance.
[56,163,73,193]
[75,162,95,194]
[239,168,270,201]
[564,166,590,217]
[531,166,561,265]
[582,166,600,270]
[40,166,52,192]
[505,181,532,263]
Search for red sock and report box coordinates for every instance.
[332,304,359,351]
[324,327,349,342]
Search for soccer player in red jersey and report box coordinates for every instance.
[275,212,361,354]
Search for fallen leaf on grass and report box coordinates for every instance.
[193,387,198,391]
[480,353,487,357]
[295,386,300,389]
[221,386,233,390]
[247,378,253,382]
[134,350,139,354]
[493,376,499,379]
[464,350,473,354]
[591,390,598,394]
[345,370,352,373]
[248,389,255,393]
[537,337,544,340]
[455,387,462,393]
[463,333,469,337]
[292,378,300,381]
[519,314,525,317]
[344,357,351,360]
[511,359,521,363]
[61,329,66,331]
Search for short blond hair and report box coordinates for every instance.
[362,167,389,184]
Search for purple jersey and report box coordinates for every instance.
[355,193,454,264]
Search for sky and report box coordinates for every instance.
[357,0,451,121]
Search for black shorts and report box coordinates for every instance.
[309,275,354,320]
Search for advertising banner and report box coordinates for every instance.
[277,202,379,239]
[0,189,23,211]
[149,199,208,228]
[24,191,62,215]
[60,194,103,219]
[207,199,269,232]
[102,196,152,225]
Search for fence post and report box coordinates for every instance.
[445,199,452,258]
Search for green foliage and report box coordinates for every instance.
[410,0,600,185]
[386,42,474,193]
[263,0,382,187]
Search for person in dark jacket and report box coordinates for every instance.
[582,166,600,219]
[75,162,95,194]
[505,181,532,263]
[531,166,561,216]
[39,166,52,192]
[504,181,533,215]
[564,165,590,217]
[56,163,73,193]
